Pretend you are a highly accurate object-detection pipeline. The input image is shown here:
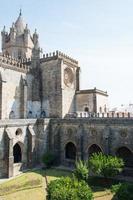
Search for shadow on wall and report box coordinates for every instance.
[8,75,27,119]
[7,74,44,119]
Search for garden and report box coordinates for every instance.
[0,153,133,200]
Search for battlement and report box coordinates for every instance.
[0,53,30,72]
[41,50,79,66]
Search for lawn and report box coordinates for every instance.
[0,168,114,200]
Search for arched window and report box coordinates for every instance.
[9,111,15,119]
[65,142,76,160]
[41,111,46,118]
[84,107,89,112]
[88,144,102,158]
[18,50,22,60]
[28,111,32,118]
[116,147,133,167]
[13,143,22,163]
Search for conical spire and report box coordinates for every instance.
[15,9,26,35]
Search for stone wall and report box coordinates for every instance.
[0,119,50,178]
[0,117,133,178]
[49,118,133,167]
[76,89,108,114]
[96,93,108,113]
[76,92,94,112]
[41,59,62,117]
[40,53,79,118]
[0,66,27,119]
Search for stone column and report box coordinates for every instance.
[20,77,28,119]
[27,126,36,167]
[23,84,28,118]
[76,67,80,91]
[77,125,84,160]
[103,126,110,155]
[8,138,14,178]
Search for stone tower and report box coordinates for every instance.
[1,10,35,60]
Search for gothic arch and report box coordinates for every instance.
[116,146,133,167]
[88,144,103,158]
[13,143,22,163]
[65,142,76,160]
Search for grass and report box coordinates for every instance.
[0,168,114,200]
[0,169,71,200]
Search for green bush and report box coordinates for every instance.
[42,152,55,168]
[88,153,124,178]
[111,183,133,200]
[74,160,89,182]
[47,176,93,200]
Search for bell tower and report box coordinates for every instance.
[1,10,36,60]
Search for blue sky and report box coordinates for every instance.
[1,0,133,108]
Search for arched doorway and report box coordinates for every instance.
[13,143,22,163]
[88,144,102,158]
[65,142,76,160]
[116,147,133,167]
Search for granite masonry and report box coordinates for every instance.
[0,11,132,178]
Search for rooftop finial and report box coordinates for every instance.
[19,8,22,16]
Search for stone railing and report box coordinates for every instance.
[66,112,133,118]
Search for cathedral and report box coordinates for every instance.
[0,11,133,178]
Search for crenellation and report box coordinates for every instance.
[41,50,78,66]
[0,10,133,179]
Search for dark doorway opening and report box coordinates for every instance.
[13,143,22,163]
[116,147,133,167]
[88,144,102,158]
[65,142,76,160]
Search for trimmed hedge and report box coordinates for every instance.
[47,176,93,200]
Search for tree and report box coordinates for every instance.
[73,159,89,182]
[88,153,124,179]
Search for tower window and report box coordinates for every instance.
[18,50,22,59]
[84,107,89,112]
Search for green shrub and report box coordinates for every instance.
[111,183,133,200]
[47,176,93,200]
[88,153,124,178]
[42,152,55,168]
[74,160,89,182]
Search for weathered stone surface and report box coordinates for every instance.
[2,12,132,180]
